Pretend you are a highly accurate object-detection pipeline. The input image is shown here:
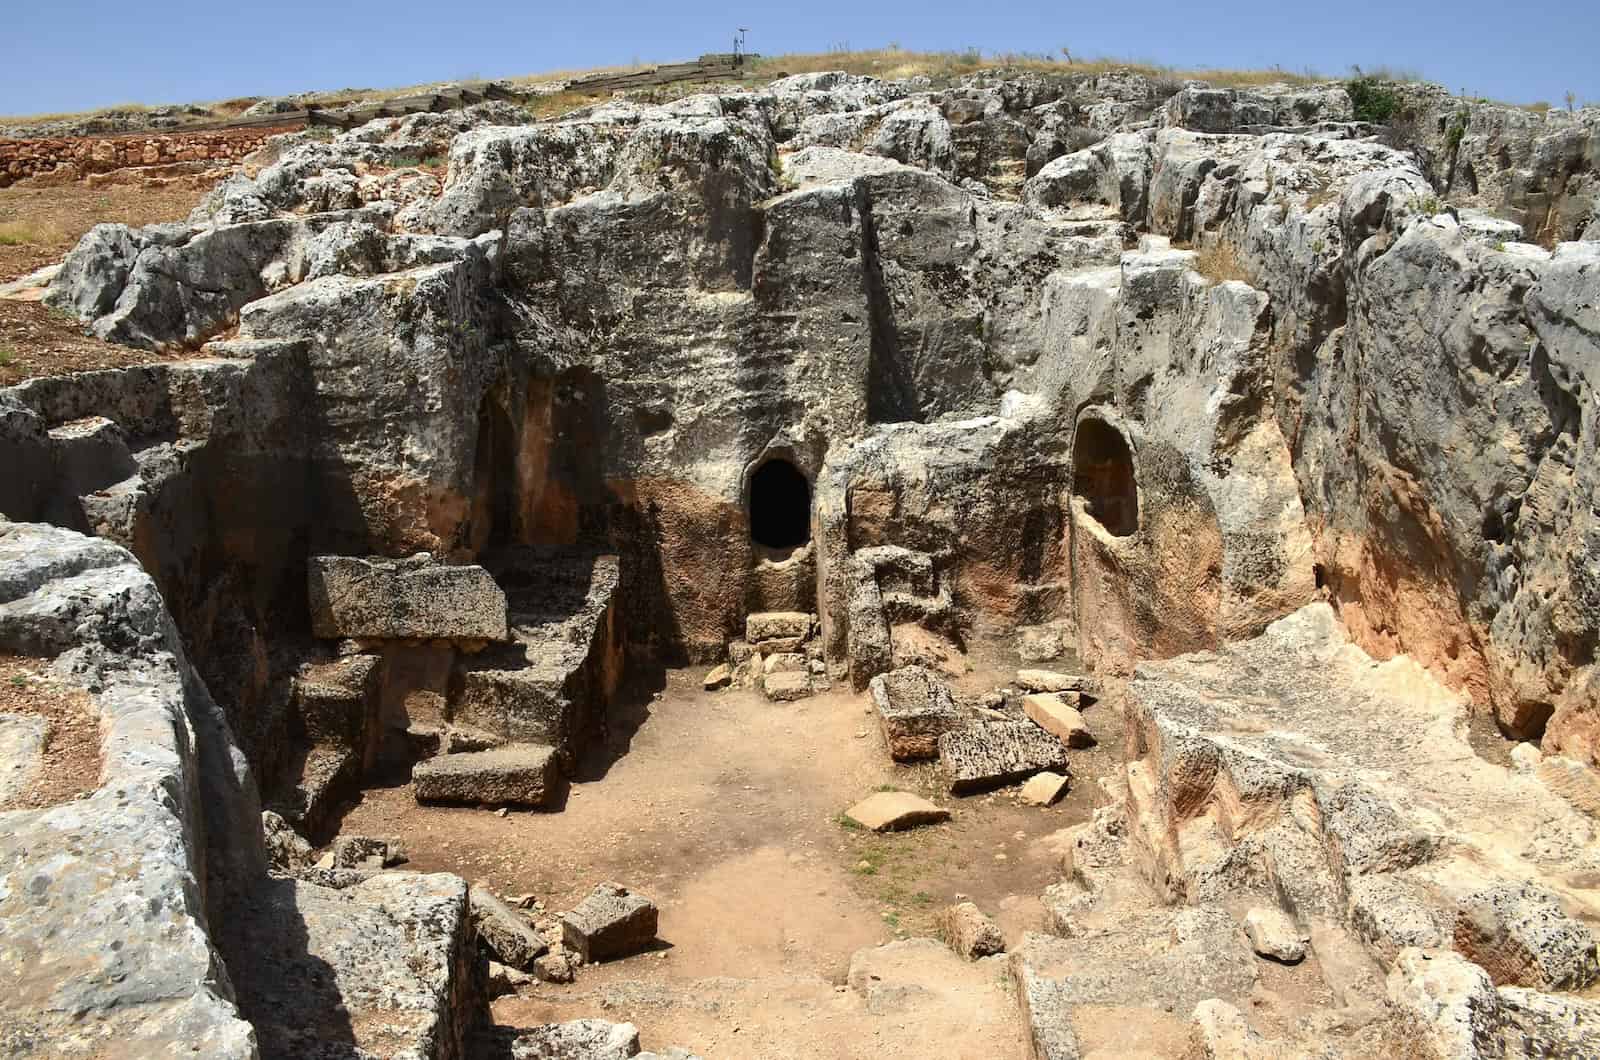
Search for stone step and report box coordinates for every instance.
[268,744,358,837]
[413,743,560,808]
[446,550,621,773]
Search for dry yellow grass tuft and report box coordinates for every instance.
[0,220,64,247]
[1190,240,1253,285]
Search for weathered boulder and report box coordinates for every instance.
[0,523,261,1058]
[1243,907,1306,963]
[1453,884,1599,990]
[220,871,478,1060]
[1386,948,1502,1060]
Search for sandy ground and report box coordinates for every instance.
[338,646,1124,1059]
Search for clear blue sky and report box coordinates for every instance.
[6,0,1597,116]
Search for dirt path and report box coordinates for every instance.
[337,649,1122,1058]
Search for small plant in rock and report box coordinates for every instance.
[0,347,17,367]
[1445,110,1470,156]
[1346,73,1400,124]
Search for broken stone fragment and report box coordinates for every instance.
[762,651,806,675]
[1019,771,1070,806]
[1015,670,1093,695]
[470,884,549,970]
[1022,693,1095,748]
[870,665,961,761]
[561,882,659,962]
[1242,907,1306,963]
[746,611,812,643]
[844,791,952,832]
[1453,883,1599,989]
[938,722,1070,794]
[762,671,812,702]
[702,663,731,690]
[329,834,405,869]
[534,950,575,983]
[939,901,1005,959]
[261,810,313,872]
[412,745,559,808]
[486,960,534,997]
[307,554,509,641]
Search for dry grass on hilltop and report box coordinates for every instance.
[2,46,1334,130]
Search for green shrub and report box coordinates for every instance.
[1445,110,1469,155]
[1346,76,1400,124]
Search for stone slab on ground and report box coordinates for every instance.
[507,1019,641,1060]
[938,721,1070,794]
[412,744,559,808]
[308,554,508,641]
[1022,693,1095,747]
[869,664,961,761]
[844,790,951,832]
[702,663,731,690]
[1016,670,1092,695]
[562,882,658,962]
[220,872,476,1060]
[762,671,812,701]
[1020,771,1071,806]
[471,884,549,971]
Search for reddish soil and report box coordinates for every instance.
[336,643,1124,1058]
[0,655,102,810]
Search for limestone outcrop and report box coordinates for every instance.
[5,61,1600,1058]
